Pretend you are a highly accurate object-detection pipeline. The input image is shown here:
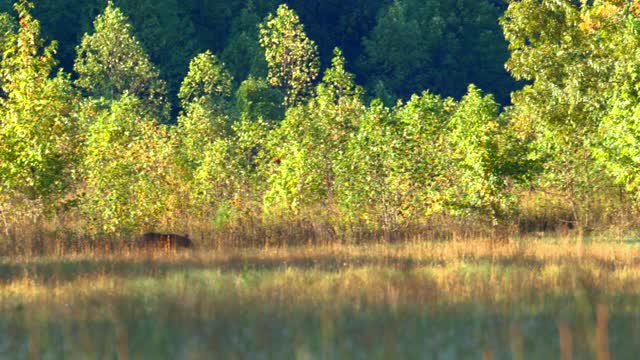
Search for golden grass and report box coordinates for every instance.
[1,238,640,358]
[3,239,640,306]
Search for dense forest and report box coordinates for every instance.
[1,0,640,244]
[0,0,516,106]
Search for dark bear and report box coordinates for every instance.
[135,232,193,249]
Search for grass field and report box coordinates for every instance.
[2,238,640,359]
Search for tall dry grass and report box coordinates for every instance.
[2,239,640,357]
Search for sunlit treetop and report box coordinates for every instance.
[259,4,320,107]
[74,1,168,118]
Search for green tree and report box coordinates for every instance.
[501,0,627,230]
[362,0,513,103]
[74,1,169,119]
[174,51,252,219]
[236,76,284,122]
[445,85,519,221]
[286,0,386,69]
[26,0,197,111]
[0,0,79,208]
[259,4,320,106]
[222,4,269,82]
[177,51,234,148]
[173,120,265,222]
[79,95,179,233]
[0,11,16,99]
[264,48,362,215]
[333,99,396,227]
[323,48,362,99]
[116,0,198,105]
[0,12,15,47]
[590,2,640,199]
[178,50,233,110]
[24,0,102,75]
[333,90,455,228]
[382,91,456,222]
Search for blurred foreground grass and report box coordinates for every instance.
[2,239,640,359]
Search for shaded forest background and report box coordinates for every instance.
[0,0,516,109]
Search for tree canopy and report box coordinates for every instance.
[74,1,169,119]
[0,0,518,111]
[3,0,640,239]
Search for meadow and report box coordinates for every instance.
[4,1,640,358]
[2,237,640,359]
